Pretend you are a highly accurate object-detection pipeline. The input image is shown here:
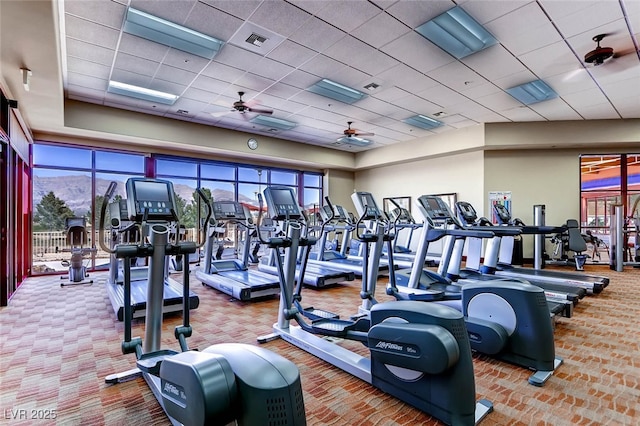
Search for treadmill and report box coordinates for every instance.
[382,206,440,268]
[306,201,391,277]
[102,182,200,322]
[195,200,281,301]
[489,203,609,294]
[258,247,355,288]
[414,196,575,319]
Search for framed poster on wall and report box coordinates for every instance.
[383,196,411,214]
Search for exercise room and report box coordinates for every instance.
[1,1,639,425]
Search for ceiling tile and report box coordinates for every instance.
[113,52,161,76]
[129,0,196,23]
[380,31,455,73]
[65,0,126,29]
[267,40,319,68]
[53,0,640,154]
[65,14,120,49]
[313,0,382,33]
[288,16,347,53]
[459,0,531,25]
[461,44,527,81]
[351,11,411,49]
[249,1,312,37]
[386,0,455,29]
[66,39,116,67]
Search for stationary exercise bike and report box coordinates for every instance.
[100,178,306,426]
[257,186,493,426]
[60,217,95,286]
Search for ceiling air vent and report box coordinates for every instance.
[246,33,267,47]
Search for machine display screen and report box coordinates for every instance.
[356,193,380,218]
[321,205,333,220]
[494,204,510,223]
[456,202,476,222]
[419,196,450,221]
[335,205,347,220]
[127,178,175,221]
[265,187,301,220]
[214,201,245,220]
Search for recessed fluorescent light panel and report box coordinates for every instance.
[107,81,178,105]
[336,136,372,147]
[404,115,443,130]
[308,79,366,104]
[415,6,497,59]
[250,115,297,130]
[123,7,224,59]
[506,80,557,105]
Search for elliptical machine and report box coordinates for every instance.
[60,217,95,286]
[257,186,493,426]
[100,178,306,426]
[380,194,563,386]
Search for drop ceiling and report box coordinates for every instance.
[13,0,640,152]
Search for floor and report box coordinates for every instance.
[0,264,638,425]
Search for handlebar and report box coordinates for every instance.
[98,182,118,254]
[195,188,213,249]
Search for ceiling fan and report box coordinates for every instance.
[584,33,637,66]
[341,121,374,138]
[211,91,273,118]
[335,122,375,146]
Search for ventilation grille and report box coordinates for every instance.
[294,387,305,420]
[266,396,288,425]
[537,293,548,308]
[246,33,267,47]
[450,320,467,340]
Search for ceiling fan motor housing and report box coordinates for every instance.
[584,46,614,65]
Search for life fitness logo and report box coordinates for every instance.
[375,341,404,351]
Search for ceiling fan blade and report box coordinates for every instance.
[355,131,374,137]
[210,110,234,117]
[248,107,273,115]
[613,47,638,58]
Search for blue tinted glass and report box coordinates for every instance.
[96,151,145,173]
[238,183,261,205]
[156,159,197,177]
[201,163,235,180]
[271,170,297,185]
[201,180,235,201]
[304,173,321,187]
[33,144,92,168]
[238,167,263,182]
[303,188,321,209]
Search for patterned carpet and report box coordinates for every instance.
[1,264,638,425]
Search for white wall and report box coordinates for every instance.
[355,150,485,252]
[325,169,355,208]
[484,149,580,258]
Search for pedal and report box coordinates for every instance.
[136,349,179,376]
[301,306,339,321]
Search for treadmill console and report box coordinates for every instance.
[263,186,303,220]
[213,201,247,221]
[493,203,511,225]
[417,195,454,224]
[390,207,414,224]
[351,191,382,220]
[319,205,334,222]
[455,201,478,225]
[125,178,177,222]
[335,205,348,221]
